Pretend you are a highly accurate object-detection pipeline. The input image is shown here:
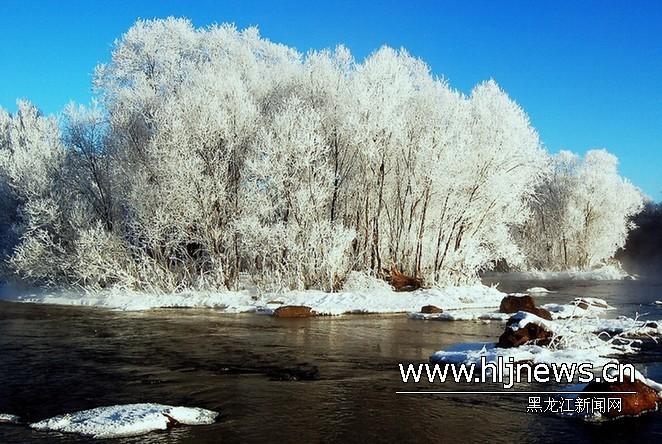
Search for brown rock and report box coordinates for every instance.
[529,307,553,321]
[421,305,443,314]
[163,413,181,429]
[499,295,552,320]
[497,314,554,348]
[576,302,589,310]
[273,305,314,318]
[500,295,537,313]
[581,379,661,418]
[387,266,422,292]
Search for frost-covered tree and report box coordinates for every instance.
[0,101,73,282]
[517,150,643,270]
[239,97,355,290]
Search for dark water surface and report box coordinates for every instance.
[1,279,662,443]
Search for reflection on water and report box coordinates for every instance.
[1,279,662,443]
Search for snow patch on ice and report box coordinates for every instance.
[30,404,218,439]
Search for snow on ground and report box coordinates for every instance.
[256,285,505,315]
[0,414,21,424]
[0,286,258,312]
[30,404,218,439]
[0,281,506,315]
[491,264,632,281]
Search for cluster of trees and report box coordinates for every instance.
[516,150,643,271]
[0,18,644,292]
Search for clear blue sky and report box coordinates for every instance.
[1,0,660,200]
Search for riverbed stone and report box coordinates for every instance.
[581,379,661,418]
[273,305,315,318]
[420,305,443,314]
[499,295,552,320]
[497,315,554,348]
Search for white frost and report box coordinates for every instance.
[30,404,218,439]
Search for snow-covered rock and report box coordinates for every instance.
[527,287,551,293]
[30,404,218,439]
[555,369,662,421]
[0,414,21,424]
[342,271,393,292]
[504,311,557,333]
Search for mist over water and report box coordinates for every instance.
[1,279,662,443]
[617,203,662,280]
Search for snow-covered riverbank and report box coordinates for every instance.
[0,265,638,315]
[0,279,505,315]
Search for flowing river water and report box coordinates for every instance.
[1,279,662,443]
